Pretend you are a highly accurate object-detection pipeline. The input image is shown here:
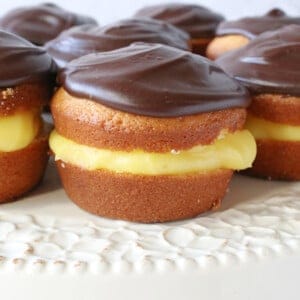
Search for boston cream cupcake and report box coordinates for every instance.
[0,3,97,45]
[50,43,256,223]
[207,8,300,60]
[134,4,224,55]
[45,18,190,69]
[0,31,56,202]
[217,25,300,180]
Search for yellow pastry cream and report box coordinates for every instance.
[50,129,256,175]
[246,114,300,142]
[0,110,41,152]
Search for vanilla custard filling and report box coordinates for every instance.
[0,110,41,152]
[50,129,256,175]
[246,114,300,142]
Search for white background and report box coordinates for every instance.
[1,0,300,25]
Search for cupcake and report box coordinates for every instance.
[207,8,300,60]
[49,43,255,222]
[134,4,224,55]
[45,18,190,69]
[0,30,56,202]
[0,3,97,45]
[217,25,300,180]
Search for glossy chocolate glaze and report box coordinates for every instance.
[134,4,224,38]
[217,25,300,96]
[45,18,190,69]
[217,8,300,39]
[0,3,97,45]
[59,43,250,117]
[0,30,56,87]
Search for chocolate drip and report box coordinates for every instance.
[217,8,300,39]
[217,25,300,96]
[0,3,97,45]
[59,43,249,117]
[0,30,56,87]
[134,4,224,38]
[45,19,190,69]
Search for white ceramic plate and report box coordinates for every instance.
[0,161,299,300]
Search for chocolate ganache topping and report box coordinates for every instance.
[0,3,97,45]
[217,25,300,96]
[217,8,300,39]
[45,18,190,69]
[134,4,224,38]
[59,43,249,117]
[0,30,56,87]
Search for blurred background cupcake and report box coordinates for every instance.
[134,3,224,55]
[0,3,97,45]
[207,8,300,60]
[45,18,190,70]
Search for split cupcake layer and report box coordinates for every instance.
[56,163,233,223]
[217,25,300,180]
[50,85,255,222]
[50,122,255,222]
[245,94,300,180]
[50,43,254,222]
[0,31,55,202]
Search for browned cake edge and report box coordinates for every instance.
[51,88,247,152]
[0,132,49,202]
[56,161,233,223]
[0,83,54,116]
[249,94,300,126]
[244,139,300,180]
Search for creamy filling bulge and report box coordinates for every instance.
[0,110,41,152]
[246,114,300,141]
[50,129,256,175]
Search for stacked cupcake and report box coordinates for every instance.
[217,25,300,180]
[49,43,255,222]
[0,30,55,201]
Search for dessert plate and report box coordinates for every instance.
[0,161,299,300]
